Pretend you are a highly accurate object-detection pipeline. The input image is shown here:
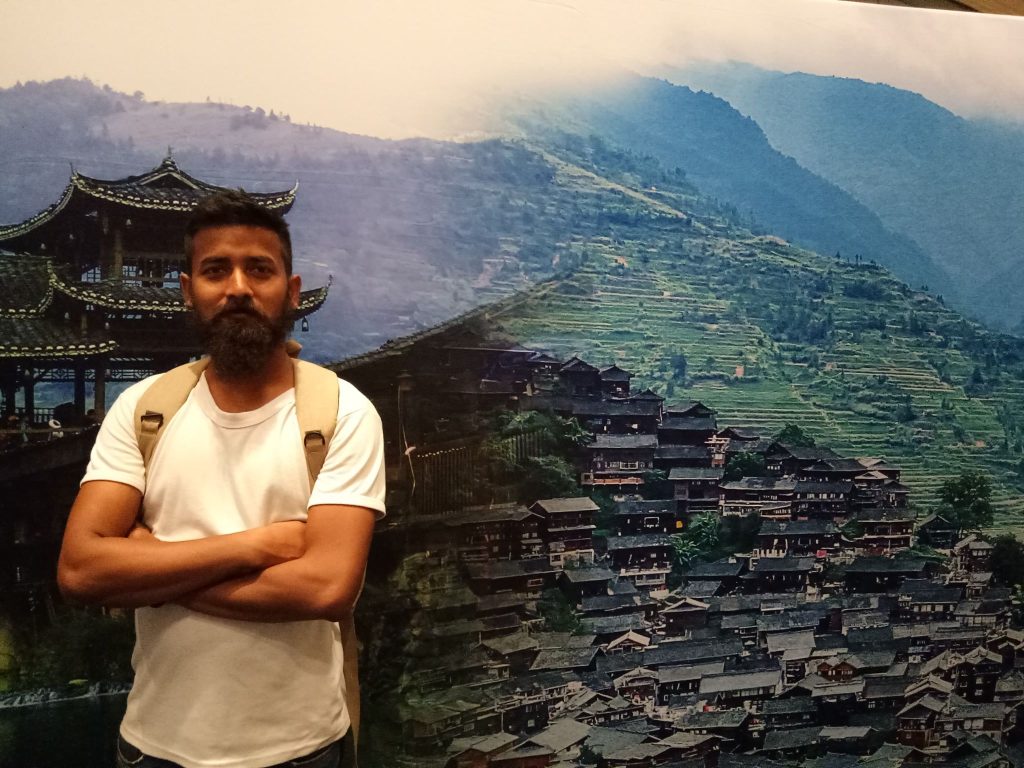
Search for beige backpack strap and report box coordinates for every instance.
[292,358,364,764]
[134,358,211,468]
[292,358,340,487]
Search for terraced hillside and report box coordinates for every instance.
[491,145,1024,531]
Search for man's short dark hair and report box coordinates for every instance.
[184,189,293,274]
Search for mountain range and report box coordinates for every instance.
[669,61,1024,331]
[5,76,1024,524]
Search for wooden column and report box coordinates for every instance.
[94,363,107,416]
[74,363,86,418]
[23,367,35,423]
[113,228,125,283]
[2,382,16,417]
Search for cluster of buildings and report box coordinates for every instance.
[383,354,1021,768]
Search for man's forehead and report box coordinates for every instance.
[192,225,286,260]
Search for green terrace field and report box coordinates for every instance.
[490,152,1024,531]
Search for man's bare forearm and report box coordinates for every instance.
[58,481,307,608]
[179,504,376,623]
[179,557,358,623]
[59,530,295,608]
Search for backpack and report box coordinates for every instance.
[132,351,363,768]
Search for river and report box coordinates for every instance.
[0,694,126,768]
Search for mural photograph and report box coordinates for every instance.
[2,0,1024,765]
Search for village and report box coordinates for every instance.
[380,348,1022,768]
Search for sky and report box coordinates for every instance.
[1,0,1023,138]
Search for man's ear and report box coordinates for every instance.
[180,272,193,308]
[288,274,301,309]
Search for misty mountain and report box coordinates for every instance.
[0,78,725,361]
[501,74,950,299]
[670,61,1024,330]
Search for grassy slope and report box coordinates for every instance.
[490,146,1024,532]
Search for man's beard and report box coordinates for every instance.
[194,298,294,380]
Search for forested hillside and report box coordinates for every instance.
[672,61,1024,331]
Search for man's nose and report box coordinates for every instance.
[225,268,254,297]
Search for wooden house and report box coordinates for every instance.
[719,477,797,517]
[531,497,599,568]
[659,402,717,446]
[604,533,674,593]
[614,499,681,535]
[852,507,914,554]
[755,519,838,560]
[557,357,601,397]
[669,467,724,513]
[583,434,658,489]
[444,503,545,562]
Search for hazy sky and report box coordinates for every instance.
[2,0,1023,138]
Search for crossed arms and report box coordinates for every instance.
[57,479,376,622]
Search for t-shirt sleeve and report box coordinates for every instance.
[308,381,387,518]
[80,377,156,494]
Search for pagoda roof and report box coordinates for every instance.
[0,253,53,315]
[0,316,116,359]
[49,272,330,315]
[0,157,296,242]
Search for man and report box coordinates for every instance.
[58,190,385,768]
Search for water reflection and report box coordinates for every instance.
[0,694,126,768]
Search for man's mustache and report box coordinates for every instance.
[212,301,267,322]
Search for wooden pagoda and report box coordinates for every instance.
[0,156,328,429]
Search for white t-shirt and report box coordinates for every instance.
[82,371,386,768]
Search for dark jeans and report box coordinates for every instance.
[115,734,342,768]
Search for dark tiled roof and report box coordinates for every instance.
[665,401,715,417]
[669,467,724,481]
[579,613,646,635]
[721,476,796,491]
[442,503,536,526]
[752,556,815,573]
[846,556,926,574]
[532,497,600,515]
[656,445,711,460]
[855,507,915,522]
[805,458,868,473]
[616,499,676,515]
[0,254,51,314]
[561,566,616,584]
[759,519,837,536]
[574,399,661,417]
[0,158,296,241]
[794,480,853,494]
[605,533,674,551]
[560,356,598,373]
[589,433,659,449]
[688,558,744,579]
[599,365,632,381]
[660,416,717,431]
[630,388,664,402]
[770,445,840,461]
[0,317,116,359]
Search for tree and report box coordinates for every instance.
[670,352,688,383]
[538,588,581,633]
[642,469,671,498]
[991,534,1024,587]
[937,471,993,531]
[520,455,580,502]
[671,512,720,566]
[723,452,766,482]
[775,423,815,447]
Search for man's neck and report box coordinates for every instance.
[203,347,294,413]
